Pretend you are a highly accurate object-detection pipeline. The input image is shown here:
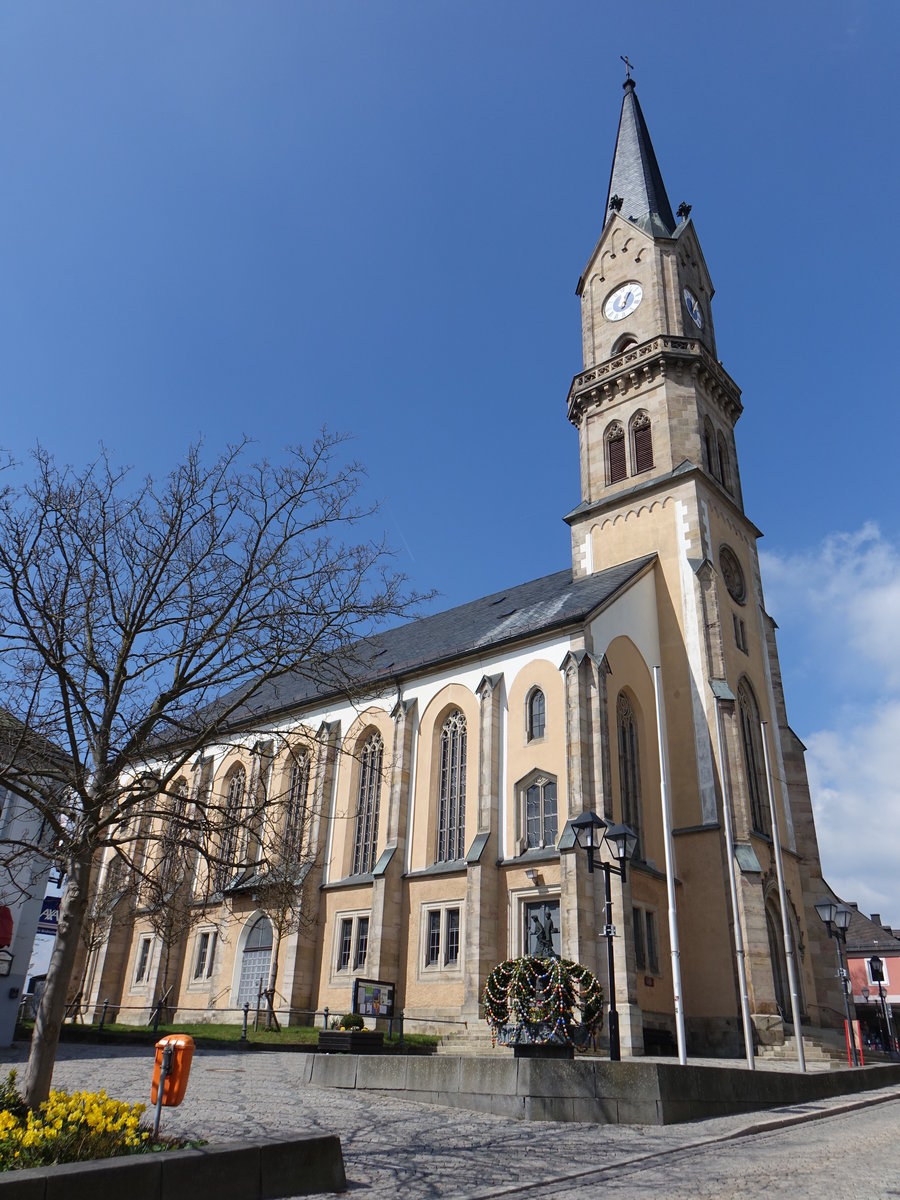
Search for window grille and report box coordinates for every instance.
[216,766,246,890]
[284,754,310,863]
[524,776,558,849]
[445,909,460,965]
[427,910,442,966]
[338,918,353,970]
[354,917,369,969]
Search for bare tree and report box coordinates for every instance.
[0,434,419,1107]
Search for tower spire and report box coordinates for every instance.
[605,76,676,238]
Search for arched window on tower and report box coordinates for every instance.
[526,688,546,741]
[436,710,467,862]
[523,774,558,849]
[717,432,731,492]
[612,334,638,355]
[616,693,643,858]
[631,412,653,473]
[704,418,719,480]
[737,681,770,837]
[606,422,627,484]
[352,732,383,875]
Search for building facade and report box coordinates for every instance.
[83,77,843,1056]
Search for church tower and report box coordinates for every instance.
[565,76,841,1051]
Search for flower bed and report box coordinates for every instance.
[0,1071,161,1173]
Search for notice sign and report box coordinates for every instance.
[37,897,60,936]
[353,978,395,1019]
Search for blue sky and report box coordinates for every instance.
[2,2,899,916]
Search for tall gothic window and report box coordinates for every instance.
[526,688,546,741]
[632,412,653,473]
[436,710,467,862]
[717,432,731,492]
[738,681,770,836]
[352,732,383,875]
[216,765,246,891]
[284,753,310,864]
[606,422,627,484]
[617,693,643,857]
[704,418,718,479]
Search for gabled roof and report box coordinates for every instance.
[605,78,676,238]
[224,555,657,727]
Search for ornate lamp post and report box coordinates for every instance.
[868,956,898,1058]
[571,811,638,1062]
[814,898,859,1067]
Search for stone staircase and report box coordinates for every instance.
[436,1023,508,1057]
[755,1030,850,1068]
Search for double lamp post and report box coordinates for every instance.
[571,811,638,1062]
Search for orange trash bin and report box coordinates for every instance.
[151,1034,194,1107]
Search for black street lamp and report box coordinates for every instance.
[572,811,638,1062]
[868,956,898,1059]
[814,897,859,1067]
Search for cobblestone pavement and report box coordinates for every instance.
[3,1043,900,1198]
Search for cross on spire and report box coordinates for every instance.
[620,55,634,81]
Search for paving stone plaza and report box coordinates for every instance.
[4,1043,900,1198]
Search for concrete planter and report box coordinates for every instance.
[0,1132,345,1199]
[317,1030,384,1054]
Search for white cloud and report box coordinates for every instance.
[760,524,900,921]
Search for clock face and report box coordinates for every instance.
[683,287,703,329]
[604,282,643,322]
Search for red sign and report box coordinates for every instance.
[0,907,13,948]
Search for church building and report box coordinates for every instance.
[84,76,842,1057]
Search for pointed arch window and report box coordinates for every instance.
[526,688,546,741]
[284,753,310,865]
[436,710,467,862]
[606,422,627,484]
[215,766,247,891]
[352,732,383,875]
[737,681,770,836]
[523,774,557,849]
[717,432,731,492]
[632,412,653,473]
[617,693,643,857]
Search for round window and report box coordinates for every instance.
[719,546,746,604]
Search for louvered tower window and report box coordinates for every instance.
[352,732,383,875]
[436,710,467,862]
[606,423,627,483]
[632,412,653,473]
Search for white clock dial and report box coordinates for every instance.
[604,282,643,322]
[683,286,703,329]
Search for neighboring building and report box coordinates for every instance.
[843,905,900,1051]
[82,75,844,1056]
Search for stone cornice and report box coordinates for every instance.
[567,335,742,426]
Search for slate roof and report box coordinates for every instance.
[843,902,900,956]
[223,554,656,727]
[605,78,676,238]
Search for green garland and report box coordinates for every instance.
[482,956,604,1046]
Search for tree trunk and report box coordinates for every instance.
[23,855,93,1109]
[266,925,283,1030]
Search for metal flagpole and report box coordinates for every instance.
[652,666,687,1065]
[760,721,807,1072]
[712,691,756,1070]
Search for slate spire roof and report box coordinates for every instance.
[605,78,676,238]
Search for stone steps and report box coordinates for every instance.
[436,1026,507,1057]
